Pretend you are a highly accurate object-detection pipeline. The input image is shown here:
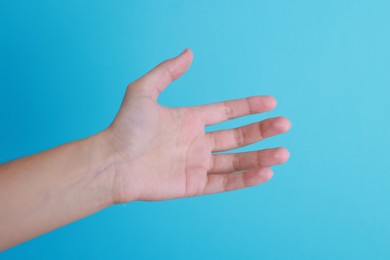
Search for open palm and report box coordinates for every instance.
[104,49,291,202]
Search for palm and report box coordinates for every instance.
[106,49,291,202]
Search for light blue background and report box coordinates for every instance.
[1,0,390,259]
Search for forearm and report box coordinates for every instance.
[0,132,115,250]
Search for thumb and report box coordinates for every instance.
[130,48,193,100]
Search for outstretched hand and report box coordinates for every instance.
[0,49,291,249]
[103,49,291,202]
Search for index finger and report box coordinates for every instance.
[197,96,277,126]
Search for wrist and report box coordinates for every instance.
[81,131,120,207]
[88,128,140,205]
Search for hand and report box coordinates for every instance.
[103,49,291,203]
[0,48,290,249]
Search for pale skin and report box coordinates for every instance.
[0,49,291,250]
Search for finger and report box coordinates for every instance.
[208,116,291,152]
[203,168,273,195]
[196,95,276,126]
[129,48,193,100]
[209,147,290,174]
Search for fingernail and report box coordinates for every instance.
[180,48,188,55]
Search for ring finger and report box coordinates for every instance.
[208,147,290,174]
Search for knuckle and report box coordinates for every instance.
[209,134,218,150]
[233,154,241,171]
[245,97,255,114]
[256,151,262,167]
[258,121,265,139]
[223,101,234,119]
[209,154,215,172]
[165,64,178,82]
[233,127,245,146]
[222,175,230,191]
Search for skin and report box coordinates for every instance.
[0,49,291,250]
